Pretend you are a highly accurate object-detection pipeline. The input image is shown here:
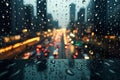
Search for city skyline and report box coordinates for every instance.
[47,0,90,27]
[24,0,90,27]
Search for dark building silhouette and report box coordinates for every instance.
[77,7,85,24]
[69,3,76,27]
[87,0,94,24]
[107,0,120,35]
[11,0,24,34]
[37,0,47,31]
[94,0,107,35]
[47,13,59,29]
[53,20,59,29]
[47,13,54,29]
[0,0,11,36]
[24,4,34,31]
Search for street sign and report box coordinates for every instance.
[74,41,83,47]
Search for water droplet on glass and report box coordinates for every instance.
[65,69,74,76]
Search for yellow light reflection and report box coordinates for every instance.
[36,32,40,36]
[4,37,10,43]
[91,32,94,36]
[15,35,21,40]
[23,37,40,45]
[70,45,75,54]
[48,29,51,32]
[22,29,28,33]
[0,37,40,53]
[13,43,22,48]
[109,36,115,39]
[5,46,12,52]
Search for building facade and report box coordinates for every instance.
[37,0,47,31]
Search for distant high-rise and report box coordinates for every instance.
[69,3,76,27]
[11,0,24,34]
[47,13,59,29]
[24,4,34,31]
[107,0,120,35]
[94,0,107,35]
[77,7,85,24]
[0,0,11,36]
[87,0,94,24]
[53,20,59,29]
[37,0,47,31]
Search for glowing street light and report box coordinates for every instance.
[22,29,28,33]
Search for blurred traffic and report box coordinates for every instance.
[0,28,120,60]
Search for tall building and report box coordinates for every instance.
[37,0,47,31]
[24,4,34,31]
[0,0,11,36]
[47,13,59,29]
[70,3,76,22]
[87,0,94,24]
[94,0,107,35]
[69,3,76,27]
[53,20,59,29]
[47,13,53,29]
[11,0,24,34]
[77,7,85,24]
[107,0,120,35]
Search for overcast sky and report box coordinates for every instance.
[24,0,37,15]
[24,0,90,27]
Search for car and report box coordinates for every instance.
[53,48,59,57]
[22,52,31,59]
[83,54,89,59]
[43,49,50,57]
[65,44,69,49]
[72,54,77,59]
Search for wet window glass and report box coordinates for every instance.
[0,0,120,60]
[0,0,120,80]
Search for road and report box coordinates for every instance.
[18,28,77,59]
[1,28,119,60]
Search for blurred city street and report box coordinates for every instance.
[0,0,120,79]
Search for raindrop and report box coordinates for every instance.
[6,63,16,69]
[77,67,82,71]
[65,69,74,76]
[36,61,42,64]
[6,2,9,6]
[108,60,114,63]
[50,68,54,72]
[9,70,21,78]
[95,72,101,76]
[2,15,5,19]
[109,69,115,74]
[104,62,111,66]
[0,71,8,77]
[51,60,55,64]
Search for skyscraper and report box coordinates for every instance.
[69,3,76,27]
[37,0,47,31]
[24,4,34,31]
[0,0,11,36]
[11,0,24,34]
[94,0,107,35]
[47,13,54,29]
[87,0,94,24]
[107,0,120,35]
[77,7,85,24]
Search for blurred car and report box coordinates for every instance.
[53,48,59,57]
[22,52,31,59]
[72,54,77,59]
[43,48,50,57]
[65,44,69,49]
[36,44,43,59]
[83,54,89,59]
